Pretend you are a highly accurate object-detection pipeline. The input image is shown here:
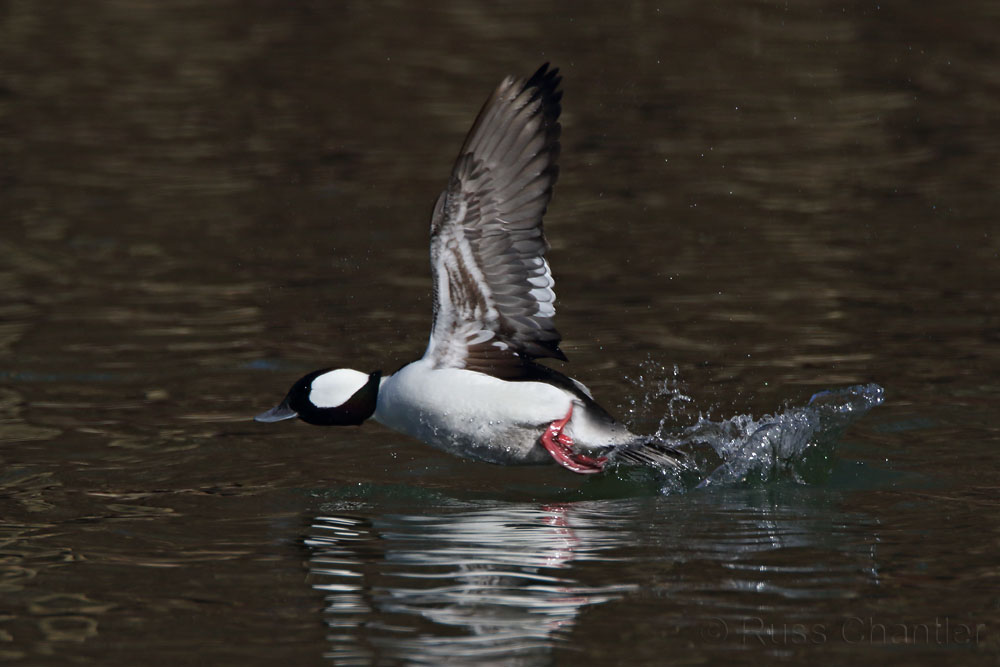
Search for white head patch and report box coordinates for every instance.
[309,369,370,408]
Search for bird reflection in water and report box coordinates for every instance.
[305,503,632,665]
[304,488,884,663]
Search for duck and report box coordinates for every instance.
[255,64,684,475]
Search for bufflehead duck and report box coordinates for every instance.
[256,64,684,475]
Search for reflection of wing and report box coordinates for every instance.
[425,64,564,378]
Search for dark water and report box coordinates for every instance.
[2,1,999,664]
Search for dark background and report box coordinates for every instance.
[2,2,998,664]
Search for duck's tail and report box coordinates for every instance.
[607,436,690,471]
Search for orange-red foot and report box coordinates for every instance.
[540,404,608,475]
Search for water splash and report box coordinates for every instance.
[614,380,885,492]
[622,358,695,434]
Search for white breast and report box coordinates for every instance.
[371,359,573,464]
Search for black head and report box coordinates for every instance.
[255,368,381,426]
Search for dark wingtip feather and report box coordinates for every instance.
[527,62,557,85]
[610,438,690,471]
[522,63,562,116]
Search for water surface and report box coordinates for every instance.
[2,1,998,664]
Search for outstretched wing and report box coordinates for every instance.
[425,64,564,378]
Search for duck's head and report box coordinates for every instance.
[254,368,381,426]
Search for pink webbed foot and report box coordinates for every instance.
[540,404,608,475]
